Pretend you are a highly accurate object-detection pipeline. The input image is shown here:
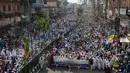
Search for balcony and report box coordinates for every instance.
[0,0,20,2]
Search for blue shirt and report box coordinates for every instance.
[119,66,124,72]
[127,64,130,72]
[0,41,2,47]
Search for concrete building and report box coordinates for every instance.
[109,0,130,9]
[32,0,57,16]
[0,0,20,27]
[108,0,130,16]
[0,0,20,17]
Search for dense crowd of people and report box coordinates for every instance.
[0,12,130,73]
[52,19,130,73]
[0,14,76,73]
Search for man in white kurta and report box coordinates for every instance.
[93,57,96,69]
[101,58,105,70]
[97,57,101,70]
[108,60,112,69]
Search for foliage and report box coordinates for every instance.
[22,34,30,55]
[35,14,50,31]
[57,1,62,7]
[77,7,83,17]
[76,7,84,23]
[63,0,69,6]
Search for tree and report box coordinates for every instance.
[77,7,83,17]
[35,14,50,32]
[22,34,30,60]
[90,0,105,20]
[76,7,84,24]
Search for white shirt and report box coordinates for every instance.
[1,50,5,56]
[12,49,16,57]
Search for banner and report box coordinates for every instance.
[53,56,89,65]
[32,0,44,8]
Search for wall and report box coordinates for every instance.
[0,16,20,27]
[109,0,130,10]
[0,1,20,14]
[44,2,57,8]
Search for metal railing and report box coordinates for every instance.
[18,22,79,73]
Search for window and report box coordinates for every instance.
[13,5,16,11]
[17,5,20,11]
[2,5,6,12]
[0,6,1,11]
[8,5,11,11]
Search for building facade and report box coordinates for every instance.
[109,0,130,9]
[32,0,58,18]
[0,0,20,17]
[108,0,130,16]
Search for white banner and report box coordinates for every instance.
[53,56,88,64]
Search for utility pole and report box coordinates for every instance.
[105,0,108,19]
[73,4,74,15]
[23,0,31,22]
[84,0,87,9]
[91,0,96,14]
[97,0,100,16]
[118,0,121,17]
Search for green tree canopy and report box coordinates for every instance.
[77,7,83,17]
[22,34,30,54]
[35,14,50,31]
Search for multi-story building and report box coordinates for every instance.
[0,0,20,17]
[109,0,130,8]
[32,0,57,13]
[108,0,130,35]
[108,0,130,16]
[32,0,57,19]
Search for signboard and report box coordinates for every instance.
[32,3,43,8]
[44,2,57,8]
[115,8,126,15]
[120,8,126,15]
[32,0,44,8]
[127,10,130,15]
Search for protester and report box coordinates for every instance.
[51,17,130,73]
[127,61,130,73]
[0,14,76,73]
[89,57,93,71]
[104,65,111,73]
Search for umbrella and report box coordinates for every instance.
[107,35,116,40]
[120,37,130,43]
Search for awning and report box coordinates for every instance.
[120,37,130,43]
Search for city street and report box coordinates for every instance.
[38,66,104,73]
[0,0,130,73]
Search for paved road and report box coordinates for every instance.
[38,66,104,73]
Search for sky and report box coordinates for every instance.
[67,0,79,3]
